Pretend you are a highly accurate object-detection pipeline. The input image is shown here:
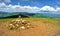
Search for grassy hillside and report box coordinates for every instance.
[32,13,60,18]
[32,14,49,18]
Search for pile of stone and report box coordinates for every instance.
[8,16,31,30]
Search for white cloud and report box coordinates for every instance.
[40,6,56,11]
[0,2,6,6]
[0,2,60,13]
[0,2,7,8]
[56,7,60,11]
[0,2,40,13]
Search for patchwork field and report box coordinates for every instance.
[0,18,60,36]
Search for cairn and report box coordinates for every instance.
[8,16,31,30]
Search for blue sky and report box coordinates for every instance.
[1,0,60,7]
[0,0,60,13]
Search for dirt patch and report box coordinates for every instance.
[0,19,60,36]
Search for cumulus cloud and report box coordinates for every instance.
[0,2,60,13]
[56,7,60,11]
[0,2,40,13]
[40,6,56,11]
[40,5,60,12]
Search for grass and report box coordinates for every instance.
[0,18,60,26]
[0,18,60,36]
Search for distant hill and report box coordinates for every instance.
[0,12,35,18]
[0,14,29,19]
[0,12,10,17]
[33,13,60,18]
[0,12,60,18]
